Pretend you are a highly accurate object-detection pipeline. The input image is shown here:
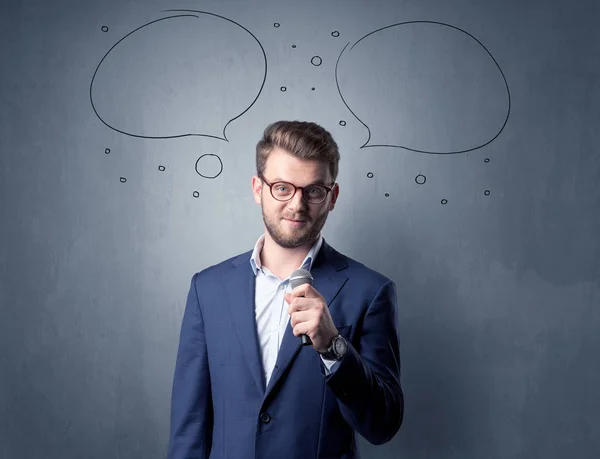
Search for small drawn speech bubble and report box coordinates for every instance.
[90,11,267,141]
[335,21,511,154]
[195,153,223,179]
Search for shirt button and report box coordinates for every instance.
[260,413,271,423]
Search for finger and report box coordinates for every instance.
[289,310,312,328]
[292,323,304,337]
[285,287,313,303]
[289,296,327,314]
[287,297,314,314]
[292,321,313,338]
[289,283,315,298]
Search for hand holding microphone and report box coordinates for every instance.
[286,268,338,351]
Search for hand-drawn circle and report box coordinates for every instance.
[90,11,268,141]
[193,191,200,198]
[484,158,490,163]
[415,174,426,185]
[484,190,490,196]
[158,165,166,171]
[280,86,287,92]
[335,21,511,154]
[332,31,340,37]
[274,23,280,28]
[311,56,323,66]
[441,198,448,205]
[101,26,109,32]
[105,148,111,154]
[120,177,127,183]
[195,154,223,179]
[339,120,346,126]
[367,172,374,178]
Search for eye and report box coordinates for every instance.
[306,186,323,196]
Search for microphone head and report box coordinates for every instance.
[289,268,313,289]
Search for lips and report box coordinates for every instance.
[284,217,307,225]
[284,216,307,223]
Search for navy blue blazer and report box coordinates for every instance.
[167,239,403,459]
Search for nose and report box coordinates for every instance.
[287,187,306,210]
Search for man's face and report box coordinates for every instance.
[252,147,339,249]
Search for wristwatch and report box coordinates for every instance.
[318,334,348,360]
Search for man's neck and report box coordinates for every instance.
[260,234,318,280]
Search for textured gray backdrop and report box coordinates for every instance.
[1,0,599,458]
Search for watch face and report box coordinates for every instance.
[334,336,347,355]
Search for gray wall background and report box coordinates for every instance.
[1,0,599,458]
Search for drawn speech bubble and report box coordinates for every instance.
[335,21,511,154]
[90,11,267,141]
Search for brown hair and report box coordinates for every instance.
[256,121,340,182]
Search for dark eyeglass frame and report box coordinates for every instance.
[259,173,335,204]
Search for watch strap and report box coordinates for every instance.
[318,335,343,360]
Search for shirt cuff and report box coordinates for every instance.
[321,355,341,375]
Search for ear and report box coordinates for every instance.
[251,175,263,205]
[328,183,339,211]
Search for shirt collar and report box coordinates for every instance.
[250,234,323,277]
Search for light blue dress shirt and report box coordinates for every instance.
[250,234,340,385]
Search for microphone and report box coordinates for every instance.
[289,268,314,345]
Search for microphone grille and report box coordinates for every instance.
[289,268,313,289]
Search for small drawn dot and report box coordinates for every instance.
[280,86,287,92]
[385,193,390,197]
[484,190,491,196]
[484,158,490,163]
[104,148,111,154]
[193,191,200,198]
[158,165,166,172]
[311,56,323,66]
[120,177,127,183]
[292,44,296,48]
[274,23,280,28]
[311,87,315,90]
[415,174,426,185]
[331,31,340,37]
[367,172,374,178]
[441,199,448,205]
[339,120,346,126]
[101,26,109,32]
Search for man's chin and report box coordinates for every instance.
[263,215,319,249]
[274,229,312,249]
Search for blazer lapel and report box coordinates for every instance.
[264,240,349,398]
[224,252,265,394]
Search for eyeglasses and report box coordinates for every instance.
[259,174,334,204]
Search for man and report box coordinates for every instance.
[167,121,403,459]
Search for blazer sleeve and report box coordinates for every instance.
[324,279,404,445]
[167,273,213,459]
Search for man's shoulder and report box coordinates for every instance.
[324,247,397,310]
[322,242,394,289]
[342,251,392,286]
[192,248,253,280]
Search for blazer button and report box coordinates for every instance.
[260,413,271,423]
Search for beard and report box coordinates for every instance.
[262,205,328,249]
